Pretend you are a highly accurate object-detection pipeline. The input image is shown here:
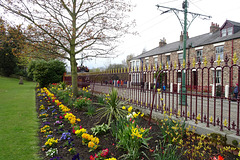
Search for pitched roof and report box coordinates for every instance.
[134,20,240,60]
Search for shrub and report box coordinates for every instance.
[27,59,66,87]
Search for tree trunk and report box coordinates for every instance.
[70,54,78,98]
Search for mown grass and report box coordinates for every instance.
[0,76,40,160]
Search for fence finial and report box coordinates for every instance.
[192,58,196,68]
[217,55,221,66]
[203,57,208,67]
[233,52,238,64]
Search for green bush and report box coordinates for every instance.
[27,60,37,80]
[27,59,66,87]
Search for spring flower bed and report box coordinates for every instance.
[37,83,240,160]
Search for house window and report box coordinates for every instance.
[145,59,149,68]
[136,61,140,69]
[196,50,203,62]
[178,53,183,64]
[215,46,224,60]
[154,57,158,67]
[213,70,221,84]
[227,27,233,35]
[222,28,226,37]
[166,55,170,65]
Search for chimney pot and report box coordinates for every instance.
[159,37,167,47]
[210,22,220,33]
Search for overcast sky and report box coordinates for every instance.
[84,0,240,69]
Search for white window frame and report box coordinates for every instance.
[222,28,226,37]
[154,57,158,67]
[136,61,140,69]
[212,70,221,84]
[178,53,183,64]
[196,49,203,62]
[227,27,233,35]
[166,55,170,65]
[215,46,224,60]
[145,59,149,68]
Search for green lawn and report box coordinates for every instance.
[0,76,40,160]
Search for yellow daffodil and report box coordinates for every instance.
[128,106,133,112]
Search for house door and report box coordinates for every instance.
[193,71,198,89]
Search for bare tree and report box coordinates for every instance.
[0,0,134,97]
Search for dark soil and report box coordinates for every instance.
[36,89,239,160]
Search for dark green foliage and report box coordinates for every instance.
[232,140,238,147]
[152,140,181,160]
[0,48,17,76]
[209,133,227,146]
[85,105,96,117]
[27,59,66,87]
[27,60,37,80]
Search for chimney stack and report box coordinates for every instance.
[159,37,167,47]
[210,22,220,33]
[180,31,189,41]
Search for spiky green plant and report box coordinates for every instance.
[96,88,127,126]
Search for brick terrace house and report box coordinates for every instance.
[130,20,240,91]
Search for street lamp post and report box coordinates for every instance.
[156,0,211,106]
[180,0,188,106]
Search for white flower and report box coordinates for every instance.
[126,114,133,120]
